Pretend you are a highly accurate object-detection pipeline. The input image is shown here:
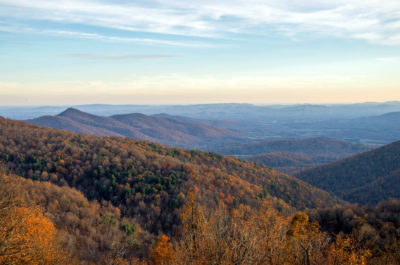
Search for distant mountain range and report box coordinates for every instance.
[296,140,400,205]
[2,101,400,121]
[26,108,241,148]
[1,102,400,145]
[27,109,375,171]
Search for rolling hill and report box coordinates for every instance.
[27,108,152,140]
[0,117,340,227]
[26,108,241,148]
[295,140,400,205]
[111,112,238,142]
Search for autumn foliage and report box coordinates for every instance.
[149,235,175,265]
[171,198,371,265]
[0,118,398,264]
[0,207,65,265]
[0,175,67,264]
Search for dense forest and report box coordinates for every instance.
[309,200,400,264]
[0,173,151,264]
[3,172,400,264]
[0,117,340,222]
[1,117,400,264]
[296,140,400,204]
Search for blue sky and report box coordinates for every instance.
[0,0,400,105]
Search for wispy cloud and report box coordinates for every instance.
[57,53,180,60]
[0,23,214,47]
[45,29,214,47]
[1,0,400,45]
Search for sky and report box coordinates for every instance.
[0,0,400,105]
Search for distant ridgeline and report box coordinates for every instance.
[25,108,241,148]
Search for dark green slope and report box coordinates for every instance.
[296,141,400,204]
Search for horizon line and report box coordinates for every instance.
[0,100,400,108]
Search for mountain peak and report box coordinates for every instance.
[57,108,86,117]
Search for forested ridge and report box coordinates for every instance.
[296,140,400,204]
[2,117,400,264]
[0,117,339,221]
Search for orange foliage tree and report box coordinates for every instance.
[0,173,67,265]
[0,205,66,264]
[149,235,175,265]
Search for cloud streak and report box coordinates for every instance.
[0,23,214,47]
[45,29,214,47]
[58,53,180,60]
[1,0,400,45]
